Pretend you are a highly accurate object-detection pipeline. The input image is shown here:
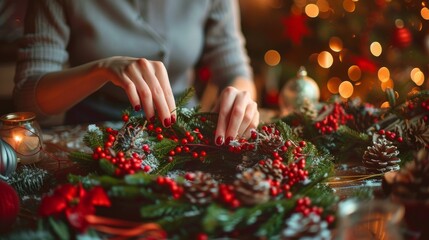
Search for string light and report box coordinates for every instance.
[411,68,425,86]
[329,37,343,52]
[327,77,342,94]
[421,7,429,20]
[305,4,320,18]
[343,0,356,13]
[348,65,361,81]
[264,50,281,66]
[370,42,382,57]
[317,51,333,68]
[378,67,390,83]
[338,81,354,98]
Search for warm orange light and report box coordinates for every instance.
[343,0,356,12]
[329,37,343,52]
[317,51,333,68]
[327,77,342,94]
[370,42,382,57]
[411,68,425,86]
[338,81,354,98]
[378,67,390,83]
[381,79,394,91]
[421,7,429,20]
[264,50,281,66]
[305,4,320,18]
[380,101,390,108]
[348,65,361,81]
[317,0,330,12]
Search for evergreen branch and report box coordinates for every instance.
[152,139,178,160]
[152,155,193,175]
[140,200,201,219]
[176,87,195,108]
[68,151,94,164]
[6,165,49,196]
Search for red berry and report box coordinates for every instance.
[122,114,129,122]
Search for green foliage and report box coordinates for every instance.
[6,165,49,196]
[99,158,116,176]
[140,200,201,219]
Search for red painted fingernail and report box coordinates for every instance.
[225,136,233,145]
[164,118,171,127]
[149,116,156,123]
[215,136,224,146]
[171,115,176,124]
[134,105,141,112]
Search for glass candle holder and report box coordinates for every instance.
[0,112,43,164]
[336,199,405,240]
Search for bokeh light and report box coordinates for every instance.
[411,68,425,86]
[381,79,394,91]
[378,67,390,83]
[343,0,356,13]
[329,37,343,52]
[317,0,330,12]
[305,4,320,18]
[264,50,281,66]
[348,65,361,81]
[370,42,382,57]
[421,7,429,20]
[327,77,342,94]
[317,51,334,68]
[380,101,390,108]
[338,81,354,98]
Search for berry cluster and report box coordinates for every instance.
[315,103,353,134]
[294,197,335,225]
[156,175,184,199]
[378,129,403,143]
[91,127,145,177]
[257,138,309,199]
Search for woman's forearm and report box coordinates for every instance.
[36,61,108,115]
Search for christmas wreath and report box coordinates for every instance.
[3,89,338,239]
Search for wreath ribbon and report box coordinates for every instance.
[85,215,166,240]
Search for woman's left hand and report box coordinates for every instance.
[213,86,259,146]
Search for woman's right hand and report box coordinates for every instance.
[97,56,176,127]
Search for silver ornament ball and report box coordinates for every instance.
[279,66,320,115]
[0,139,18,177]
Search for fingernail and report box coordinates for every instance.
[149,116,156,123]
[171,115,176,124]
[225,136,233,146]
[134,105,141,112]
[215,136,224,146]
[164,118,171,127]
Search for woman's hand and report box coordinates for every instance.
[98,56,176,127]
[213,86,259,145]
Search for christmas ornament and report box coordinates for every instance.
[392,25,412,48]
[281,14,311,46]
[279,67,320,116]
[0,138,18,177]
[362,137,400,173]
[0,180,20,232]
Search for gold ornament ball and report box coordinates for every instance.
[279,67,320,115]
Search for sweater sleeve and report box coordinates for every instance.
[13,0,70,120]
[200,0,253,89]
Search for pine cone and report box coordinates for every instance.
[362,137,400,173]
[255,159,283,182]
[233,169,270,206]
[257,126,284,155]
[391,149,429,201]
[183,171,218,205]
[282,213,331,240]
[298,98,318,120]
[404,118,429,148]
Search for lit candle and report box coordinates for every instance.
[0,112,43,164]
